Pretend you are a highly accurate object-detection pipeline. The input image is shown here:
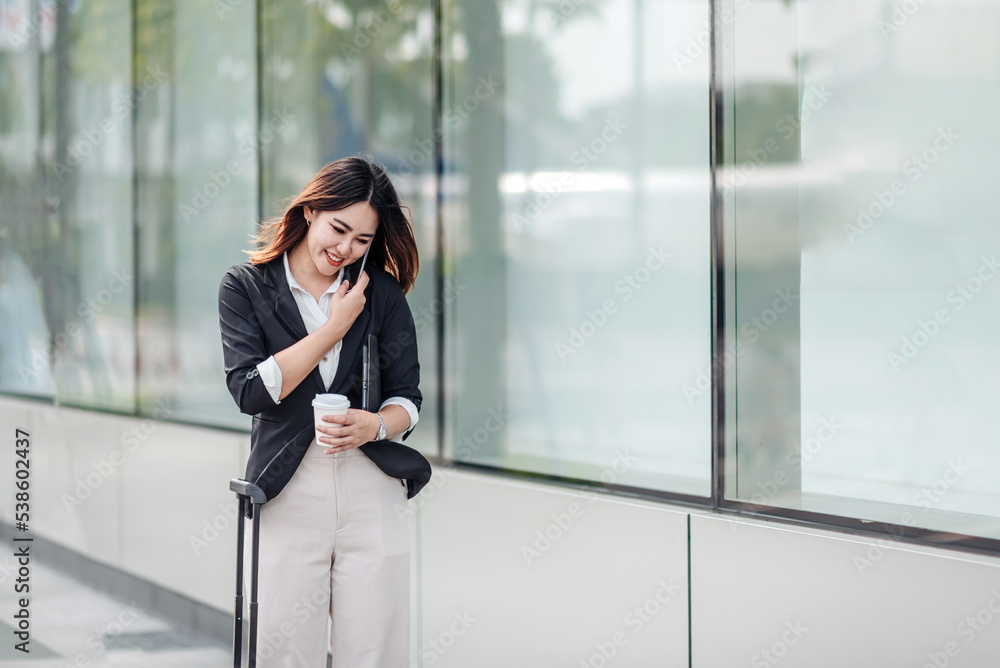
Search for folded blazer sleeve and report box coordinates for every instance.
[218,268,277,416]
[378,283,422,441]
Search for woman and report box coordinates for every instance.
[217,155,431,667]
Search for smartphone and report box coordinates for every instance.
[344,244,371,292]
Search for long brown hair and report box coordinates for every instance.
[246,154,419,293]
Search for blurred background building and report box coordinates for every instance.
[1,0,999,665]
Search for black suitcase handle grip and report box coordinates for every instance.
[230,478,267,504]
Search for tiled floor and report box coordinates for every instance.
[0,559,230,667]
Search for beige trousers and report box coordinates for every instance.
[243,442,411,667]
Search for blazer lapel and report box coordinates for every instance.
[261,258,306,337]
[260,257,326,394]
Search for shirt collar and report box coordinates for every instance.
[283,250,344,296]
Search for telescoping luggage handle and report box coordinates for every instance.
[230,478,267,668]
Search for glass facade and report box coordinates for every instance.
[720,0,1000,541]
[1,0,998,546]
[134,0,258,427]
[440,0,711,494]
[1,0,134,410]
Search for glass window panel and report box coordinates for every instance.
[135,0,257,428]
[260,0,438,455]
[441,0,711,495]
[723,0,1000,539]
[40,0,134,411]
[0,0,52,398]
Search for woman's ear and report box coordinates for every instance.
[303,205,313,220]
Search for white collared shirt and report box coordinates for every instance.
[254,251,419,442]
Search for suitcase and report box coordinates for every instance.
[230,478,268,668]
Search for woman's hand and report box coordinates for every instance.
[323,270,370,341]
[318,409,381,453]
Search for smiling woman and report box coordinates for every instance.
[246,156,418,293]
[217,154,429,666]
[291,201,378,298]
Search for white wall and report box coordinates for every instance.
[4,396,1000,667]
[415,467,690,667]
[691,514,1000,668]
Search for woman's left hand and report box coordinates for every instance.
[318,409,380,453]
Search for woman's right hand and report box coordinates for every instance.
[324,269,369,341]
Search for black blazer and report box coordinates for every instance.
[218,256,431,510]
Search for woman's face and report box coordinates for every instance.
[301,201,378,279]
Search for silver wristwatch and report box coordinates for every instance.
[374,413,387,441]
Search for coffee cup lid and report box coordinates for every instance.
[312,393,351,409]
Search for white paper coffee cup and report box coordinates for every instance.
[312,394,351,447]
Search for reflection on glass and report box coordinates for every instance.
[135,0,257,428]
[442,0,711,494]
[724,0,1000,538]
[0,3,51,397]
[0,0,135,409]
